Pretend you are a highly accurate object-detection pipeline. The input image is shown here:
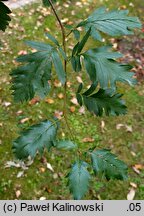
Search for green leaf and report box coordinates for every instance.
[91,149,128,180]
[42,0,57,7]
[26,41,66,84]
[12,119,58,159]
[45,33,60,46]
[71,28,91,71]
[77,83,83,94]
[25,40,52,51]
[76,28,91,54]
[68,161,90,200]
[51,49,66,84]
[11,41,53,102]
[82,46,136,89]
[77,83,127,116]
[54,140,77,150]
[83,82,98,96]
[73,30,80,41]
[72,42,80,56]
[77,7,141,40]
[58,47,67,60]
[11,41,66,101]
[71,55,82,72]
[0,1,11,31]
[11,62,51,102]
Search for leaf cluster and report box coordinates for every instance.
[10,0,142,199]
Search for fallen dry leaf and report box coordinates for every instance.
[39,167,46,173]
[82,137,94,143]
[70,106,76,113]
[130,151,136,157]
[47,163,54,172]
[132,166,141,174]
[78,106,85,114]
[54,110,63,119]
[57,93,64,99]
[29,97,40,105]
[18,50,27,55]
[116,123,132,132]
[2,101,11,107]
[130,182,137,189]
[125,125,133,132]
[76,76,83,83]
[45,98,54,104]
[66,81,71,88]
[133,164,144,170]
[16,110,23,115]
[20,117,30,124]
[54,79,62,87]
[127,188,136,200]
[39,197,46,200]
[5,160,32,170]
[101,120,106,133]
[70,97,78,106]
[15,190,21,198]
[116,123,124,130]
[17,171,24,178]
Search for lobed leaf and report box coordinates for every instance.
[82,46,136,89]
[68,161,90,200]
[11,58,52,102]
[12,119,58,159]
[0,0,11,31]
[11,41,66,102]
[77,7,141,41]
[91,149,128,180]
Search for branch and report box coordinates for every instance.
[47,0,66,52]
[48,0,75,141]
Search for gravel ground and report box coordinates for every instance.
[5,0,38,9]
